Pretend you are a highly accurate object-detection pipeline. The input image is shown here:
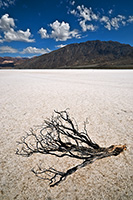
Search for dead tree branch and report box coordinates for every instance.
[16,110,126,187]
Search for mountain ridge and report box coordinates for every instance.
[8,40,133,69]
[0,57,28,68]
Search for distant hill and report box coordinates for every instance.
[15,40,133,69]
[0,57,28,68]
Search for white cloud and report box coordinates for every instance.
[39,20,80,41]
[0,0,16,8]
[71,5,98,32]
[127,16,133,23]
[100,15,126,30]
[111,17,120,30]
[38,28,49,39]
[56,44,67,48]
[100,16,111,30]
[4,28,34,42]
[108,9,113,15]
[0,14,34,42]
[0,45,51,55]
[50,20,80,41]
[70,9,77,16]
[70,4,132,32]
[0,13,15,31]
[0,45,18,53]
[79,20,97,31]
[69,1,75,6]
[77,5,99,21]
[111,15,126,29]
[21,47,51,55]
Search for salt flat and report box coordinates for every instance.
[0,69,133,200]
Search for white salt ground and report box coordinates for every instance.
[0,69,133,200]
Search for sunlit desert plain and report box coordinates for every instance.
[0,69,133,200]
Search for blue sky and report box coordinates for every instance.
[0,0,133,57]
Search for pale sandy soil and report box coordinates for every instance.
[0,69,133,200]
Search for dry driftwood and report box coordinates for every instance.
[16,110,126,187]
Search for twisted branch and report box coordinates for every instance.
[16,110,126,187]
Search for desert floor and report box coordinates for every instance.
[0,69,133,200]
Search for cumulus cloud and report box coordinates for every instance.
[0,45,50,55]
[50,20,80,41]
[21,47,51,55]
[39,20,80,41]
[0,45,18,53]
[0,13,15,31]
[0,14,34,42]
[4,28,34,42]
[38,28,49,39]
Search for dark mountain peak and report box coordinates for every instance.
[16,40,133,69]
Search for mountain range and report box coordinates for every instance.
[0,57,28,68]
[1,40,133,69]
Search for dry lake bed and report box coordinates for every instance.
[0,69,133,200]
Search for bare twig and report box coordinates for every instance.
[16,110,126,187]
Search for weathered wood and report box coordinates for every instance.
[16,110,126,187]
